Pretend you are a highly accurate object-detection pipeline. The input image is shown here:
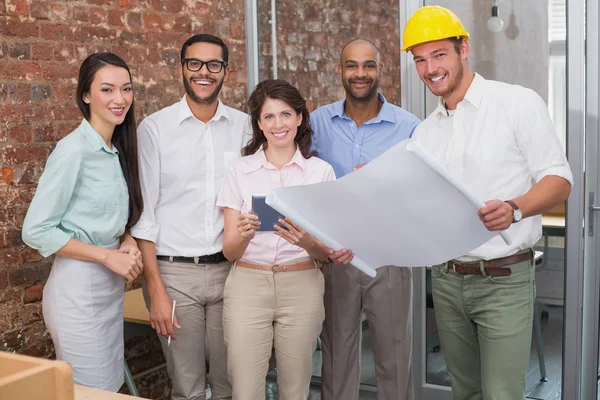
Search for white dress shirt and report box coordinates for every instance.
[130,96,252,256]
[412,74,573,261]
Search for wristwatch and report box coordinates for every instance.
[505,200,523,223]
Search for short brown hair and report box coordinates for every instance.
[448,37,464,54]
[243,79,314,159]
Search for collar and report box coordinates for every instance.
[79,118,119,155]
[332,93,395,124]
[238,146,307,174]
[177,95,230,125]
[434,73,485,119]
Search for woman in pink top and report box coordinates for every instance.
[217,79,335,400]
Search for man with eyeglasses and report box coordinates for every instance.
[132,33,250,400]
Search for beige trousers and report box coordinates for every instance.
[143,260,232,400]
[222,263,325,400]
[320,264,413,400]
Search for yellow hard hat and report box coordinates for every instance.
[402,6,470,52]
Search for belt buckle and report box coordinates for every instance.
[272,264,283,272]
[194,256,200,265]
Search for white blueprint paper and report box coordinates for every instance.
[266,139,510,277]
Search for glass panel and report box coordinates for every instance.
[421,1,567,398]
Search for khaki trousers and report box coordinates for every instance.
[143,260,232,400]
[321,264,413,400]
[432,257,535,400]
[223,264,325,400]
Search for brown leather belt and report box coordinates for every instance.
[449,250,533,276]
[236,259,320,273]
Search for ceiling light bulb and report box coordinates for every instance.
[487,5,504,32]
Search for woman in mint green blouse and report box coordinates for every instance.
[22,53,144,391]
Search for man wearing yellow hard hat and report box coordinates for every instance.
[403,6,573,400]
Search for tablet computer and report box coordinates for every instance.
[252,195,286,232]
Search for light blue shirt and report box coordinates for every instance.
[22,119,129,257]
[310,94,420,178]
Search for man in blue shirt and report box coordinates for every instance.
[311,38,420,400]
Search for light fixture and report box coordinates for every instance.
[487,0,504,33]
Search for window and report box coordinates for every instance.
[548,0,566,148]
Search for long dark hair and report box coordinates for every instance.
[243,79,314,158]
[76,52,143,230]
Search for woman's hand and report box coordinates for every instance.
[237,210,260,239]
[104,250,143,283]
[118,239,143,273]
[274,218,316,250]
[119,241,142,258]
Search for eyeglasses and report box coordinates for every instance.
[182,58,227,73]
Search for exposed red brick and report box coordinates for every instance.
[31,43,53,60]
[23,283,44,304]
[143,12,161,29]
[3,229,22,247]
[173,16,191,34]
[0,249,19,268]
[40,23,80,41]
[20,248,43,264]
[0,288,20,304]
[9,264,50,287]
[49,4,69,22]
[229,23,245,40]
[1,169,14,185]
[29,0,50,19]
[4,83,32,104]
[150,0,164,11]
[2,145,49,166]
[0,42,8,60]
[0,0,252,394]
[46,105,80,121]
[166,0,184,13]
[9,43,31,60]
[0,272,7,291]
[0,18,39,38]
[9,124,32,143]
[42,63,79,80]
[72,6,89,22]
[33,124,54,142]
[17,167,38,186]
[0,61,41,80]
[126,12,142,27]
[53,43,74,62]
[31,84,52,102]
[81,26,116,43]
[89,7,106,25]
[5,0,29,17]
[108,9,125,26]
[196,2,211,17]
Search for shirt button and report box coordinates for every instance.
[355,144,360,149]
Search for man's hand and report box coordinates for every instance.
[478,200,514,231]
[149,290,181,339]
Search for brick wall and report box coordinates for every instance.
[0,0,246,398]
[257,0,402,111]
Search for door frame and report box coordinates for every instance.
[399,1,588,399]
